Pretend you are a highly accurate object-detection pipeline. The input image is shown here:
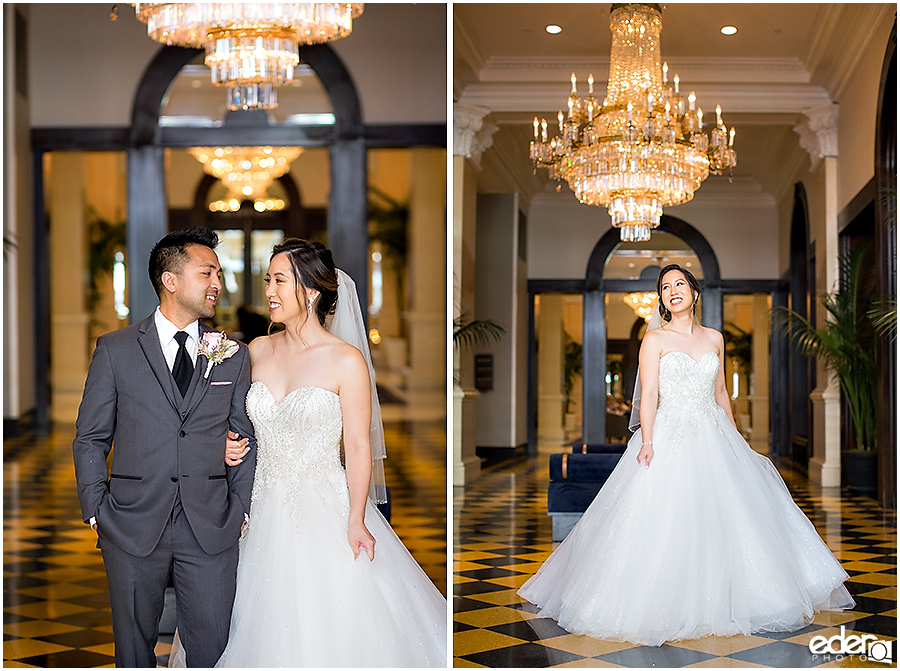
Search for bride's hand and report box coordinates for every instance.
[348,520,376,561]
[637,443,654,468]
[225,431,250,466]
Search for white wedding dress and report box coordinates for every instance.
[171,381,447,667]
[518,350,855,647]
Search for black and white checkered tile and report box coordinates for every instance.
[454,457,896,668]
[4,412,446,668]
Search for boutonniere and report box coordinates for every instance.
[199,332,240,379]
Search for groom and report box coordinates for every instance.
[73,228,256,667]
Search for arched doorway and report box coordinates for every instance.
[126,43,367,322]
[875,21,896,508]
[581,216,722,443]
[786,184,815,471]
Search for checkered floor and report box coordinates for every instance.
[3,414,446,668]
[454,456,896,668]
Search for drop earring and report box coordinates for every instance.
[307,296,314,313]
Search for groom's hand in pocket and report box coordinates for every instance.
[225,430,250,465]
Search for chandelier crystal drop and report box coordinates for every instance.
[530,3,736,242]
[191,146,302,200]
[134,3,363,110]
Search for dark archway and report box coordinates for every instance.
[875,20,897,508]
[786,183,815,471]
[126,43,367,322]
[581,216,722,443]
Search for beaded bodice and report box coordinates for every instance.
[657,351,719,410]
[655,350,723,446]
[246,382,349,519]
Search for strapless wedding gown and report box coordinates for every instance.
[171,382,447,667]
[518,351,855,647]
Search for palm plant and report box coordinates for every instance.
[723,322,752,376]
[774,244,877,451]
[452,313,505,349]
[564,332,583,413]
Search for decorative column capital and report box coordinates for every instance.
[453,103,498,169]
[793,103,838,171]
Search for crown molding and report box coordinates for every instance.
[458,81,831,116]
[805,3,894,99]
[478,56,815,85]
[453,12,485,101]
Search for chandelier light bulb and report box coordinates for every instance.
[191,146,302,200]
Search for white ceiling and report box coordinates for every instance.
[454,3,894,207]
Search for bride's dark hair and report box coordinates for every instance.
[270,238,339,328]
[657,264,701,323]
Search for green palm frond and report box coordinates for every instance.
[453,313,505,349]
[772,244,878,451]
[869,299,897,341]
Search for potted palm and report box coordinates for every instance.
[775,244,878,497]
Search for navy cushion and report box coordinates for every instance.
[548,481,603,512]
[549,452,623,481]
[571,442,629,454]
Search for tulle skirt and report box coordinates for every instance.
[172,477,446,667]
[518,406,855,647]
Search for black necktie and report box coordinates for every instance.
[172,331,193,397]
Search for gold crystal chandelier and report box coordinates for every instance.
[623,292,658,321]
[530,3,736,242]
[133,3,363,110]
[191,146,302,199]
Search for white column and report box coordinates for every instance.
[405,148,446,406]
[748,294,770,454]
[84,152,128,342]
[452,103,498,486]
[4,4,35,425]
[453,154,482,485]
[537,294,567,453]
[48,152,91,423]
[796,104,841,487]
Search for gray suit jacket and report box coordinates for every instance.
[73,314,257,557]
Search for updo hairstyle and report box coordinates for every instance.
[270,238,339,328]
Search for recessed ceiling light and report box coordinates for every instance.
[546,24,562,34]
[720,25,737,36]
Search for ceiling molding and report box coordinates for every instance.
[458,82,832,115]
[479,56,816,85]
[452,13,485,101]
[805,4,894,98]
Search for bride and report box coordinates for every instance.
[172,239,446,667]
[518,263,855,647]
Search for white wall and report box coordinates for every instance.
[527,180,780,281]
[835,17,894,212]
[474,193,528,449]
[27,3,447,128]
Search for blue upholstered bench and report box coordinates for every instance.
[547,442,628,541]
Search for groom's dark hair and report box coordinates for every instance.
[149,228,220,298]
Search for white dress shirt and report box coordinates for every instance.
[155,307,199,371]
